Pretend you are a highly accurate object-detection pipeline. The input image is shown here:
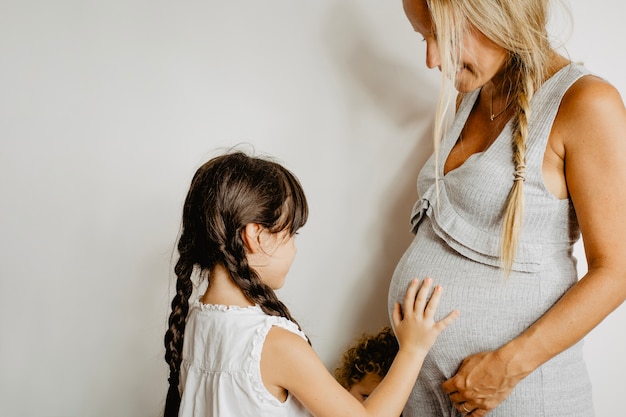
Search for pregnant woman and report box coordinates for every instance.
[388,0,626,416]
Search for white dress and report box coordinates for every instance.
[178,301,312,417]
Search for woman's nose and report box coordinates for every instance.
[425,39,441,69]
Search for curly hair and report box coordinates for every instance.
[334,327,400,389]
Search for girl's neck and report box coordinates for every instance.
[200,263,254,308]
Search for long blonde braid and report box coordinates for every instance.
[427,0,553,274]
[500,62,534,273]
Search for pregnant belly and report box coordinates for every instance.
[387,217,570,368]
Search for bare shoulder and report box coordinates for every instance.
[263,324,336,380]
[260,325,313,402]
[557,75,626,269]
[262,325,314,380]
[558,75,625,128]
[264,325,311,357]
[553,74,626,149]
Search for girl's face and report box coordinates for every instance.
[251,229,297,290]
[348,373,383,403]
[402,0,509,92]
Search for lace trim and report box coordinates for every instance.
[192,299,263,313]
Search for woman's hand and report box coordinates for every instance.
[441,350,527,416]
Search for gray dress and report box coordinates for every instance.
[388,63,595,417]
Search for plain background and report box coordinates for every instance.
[1,1,624,416]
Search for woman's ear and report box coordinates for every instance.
[242,223,264,253]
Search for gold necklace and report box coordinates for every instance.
[489,86,514,122]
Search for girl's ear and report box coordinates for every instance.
[242,223,264,253]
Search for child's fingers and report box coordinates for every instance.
[391,302,403,328]
[435,309,460,331]
[412,277,432,313]
[423,285,459,331]
[403,278,420,313]
[423,285,443,318]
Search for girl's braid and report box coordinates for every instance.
[163,244,194,417]
[221,226,304,331]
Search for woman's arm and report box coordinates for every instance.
[263,279,458,417]
[442,76,626,416]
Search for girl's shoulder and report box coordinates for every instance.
[263,325,314,371]
[259,325,316,403]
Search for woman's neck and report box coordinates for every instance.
[479,51,570,121]
[200,263,254,308]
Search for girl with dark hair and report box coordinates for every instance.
[163,150,458,417]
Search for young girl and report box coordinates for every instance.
[163,150,458,417]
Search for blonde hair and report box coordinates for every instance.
[427,0,553,273]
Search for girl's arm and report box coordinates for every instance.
[442,76,626,416]
[263,278,458,417]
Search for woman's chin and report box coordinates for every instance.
[454,70,483,93]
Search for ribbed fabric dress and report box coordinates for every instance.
[388,63,595,416]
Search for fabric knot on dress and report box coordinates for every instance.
[410,198,431,234]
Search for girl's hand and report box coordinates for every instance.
[392,278,459,356]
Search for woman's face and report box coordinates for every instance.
[402,0,509,92]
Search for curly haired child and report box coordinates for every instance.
[335,327,400,403]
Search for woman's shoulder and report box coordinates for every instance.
[554,70,625,144]
[561,71,624,116]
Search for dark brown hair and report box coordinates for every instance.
[163,151,308,416]
[334,327,399,389]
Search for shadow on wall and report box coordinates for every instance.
[321,0,437,128]
[321,0,439,338]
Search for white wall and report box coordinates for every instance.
[0,1,623,416]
